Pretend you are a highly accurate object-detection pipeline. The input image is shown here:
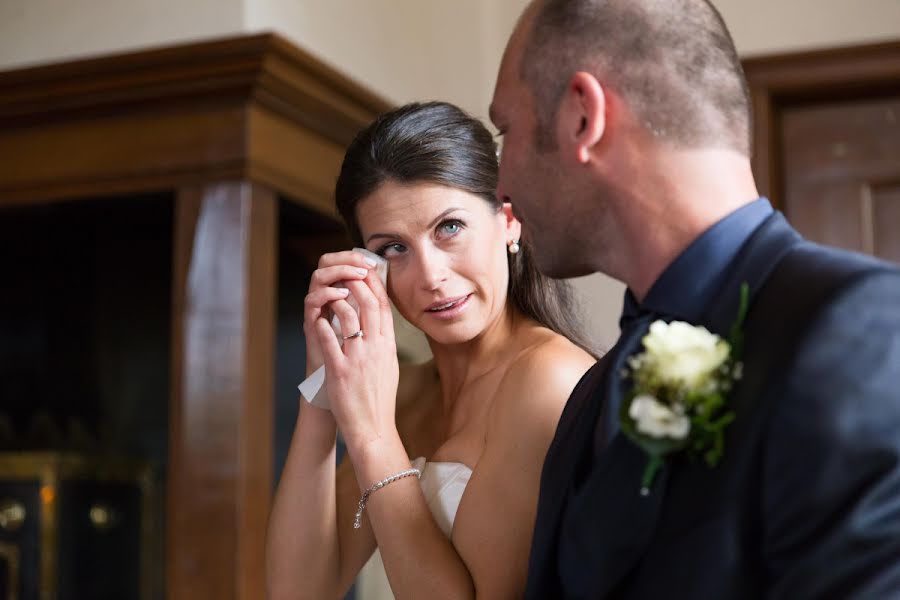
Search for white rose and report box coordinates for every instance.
[641,320,730,388]
[628,394,691,440]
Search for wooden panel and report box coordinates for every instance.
[743,40,900,210]
[750,87,776,199]
[247,104,346,217]
[0,106,247,205]
[168,182,277,600]
[873,184,900,263]
[781,96,900,260]
[742,40,900,95]
[783,179,866,252]
[0,33,390,144]
[781,98,900,180]
[0,33,392,213]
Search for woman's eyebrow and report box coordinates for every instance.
[365,207,466,245]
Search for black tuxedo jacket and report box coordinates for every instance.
[525,213,900,599]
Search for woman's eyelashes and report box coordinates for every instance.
[372,220,466,258]
[375,241,406,258]
[436,219,465,240]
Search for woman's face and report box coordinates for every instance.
[357,180,520,346]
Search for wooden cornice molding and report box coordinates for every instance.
[743,39,900,97]
[0,33,393,212]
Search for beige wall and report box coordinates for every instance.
[0,0,244,69]
[2,0,899,353]
[243,0,514,121]
[714,0,900,56]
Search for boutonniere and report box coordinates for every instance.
[621,283,749,495]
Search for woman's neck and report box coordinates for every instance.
[427,305,526,414]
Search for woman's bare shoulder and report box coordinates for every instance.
[490,329,596,435]
[511,329,596,391]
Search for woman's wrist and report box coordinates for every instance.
[296,400,338,443]
[305,360,322,378]
[345,432,410,490]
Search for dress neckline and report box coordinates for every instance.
[413,456,473,473]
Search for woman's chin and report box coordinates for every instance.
[421,321,484,348]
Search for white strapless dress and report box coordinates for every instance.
[355,457,473,600]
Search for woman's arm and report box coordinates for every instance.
[315,270,478,600]
[266,251,383,600]
[266,403,343,599]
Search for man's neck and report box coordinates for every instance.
[609,147,760,301]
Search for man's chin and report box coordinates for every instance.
[533,252,595,280]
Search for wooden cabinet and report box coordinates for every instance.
[0,33,391,600]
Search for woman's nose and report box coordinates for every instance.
[417,247,448,290]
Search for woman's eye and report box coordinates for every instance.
[438,220,464,237]
[376,242,406,258]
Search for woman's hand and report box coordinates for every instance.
[314,267,400,457]
[303,251,378,376]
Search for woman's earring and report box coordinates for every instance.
[508,239,520,255]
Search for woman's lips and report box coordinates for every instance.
[424,294,472,320]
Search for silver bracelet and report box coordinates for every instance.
[353,467,422,529]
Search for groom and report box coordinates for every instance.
[490,0,900,597]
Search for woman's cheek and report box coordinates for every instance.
[385,274,414,322]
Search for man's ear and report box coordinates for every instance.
[558,71,606,163]
[500,202,522,241]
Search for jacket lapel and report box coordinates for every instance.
[554,314,669,598]
[702,213,802,336]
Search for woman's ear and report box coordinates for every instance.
[501,202,522,241]
[558,71,606,164]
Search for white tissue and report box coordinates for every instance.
[298,248,389,409]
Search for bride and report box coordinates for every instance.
[266,101,596,599]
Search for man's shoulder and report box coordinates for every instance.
[735,241,900,411]
[754,240,900,327]
[784,240,900,281]
[746,241,900,410]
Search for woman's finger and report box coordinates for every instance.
[314,316,345,373]
[329,298,362,348]
[303,286,350,317]
[363,268,394,336]
[344,279,381,337]
[304,287,350,322]
[318,251,379,270]
[348,270,393,337]
[309,265,372,291]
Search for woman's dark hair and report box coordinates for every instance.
[335,101,596,356]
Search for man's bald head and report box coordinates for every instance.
[519,0,751,155]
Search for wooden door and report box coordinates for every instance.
[744,40,900,263]
[781,96,900,262]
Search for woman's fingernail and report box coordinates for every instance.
[337,288,350,295]
[363,256,378,267]
[354,267,369,276]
